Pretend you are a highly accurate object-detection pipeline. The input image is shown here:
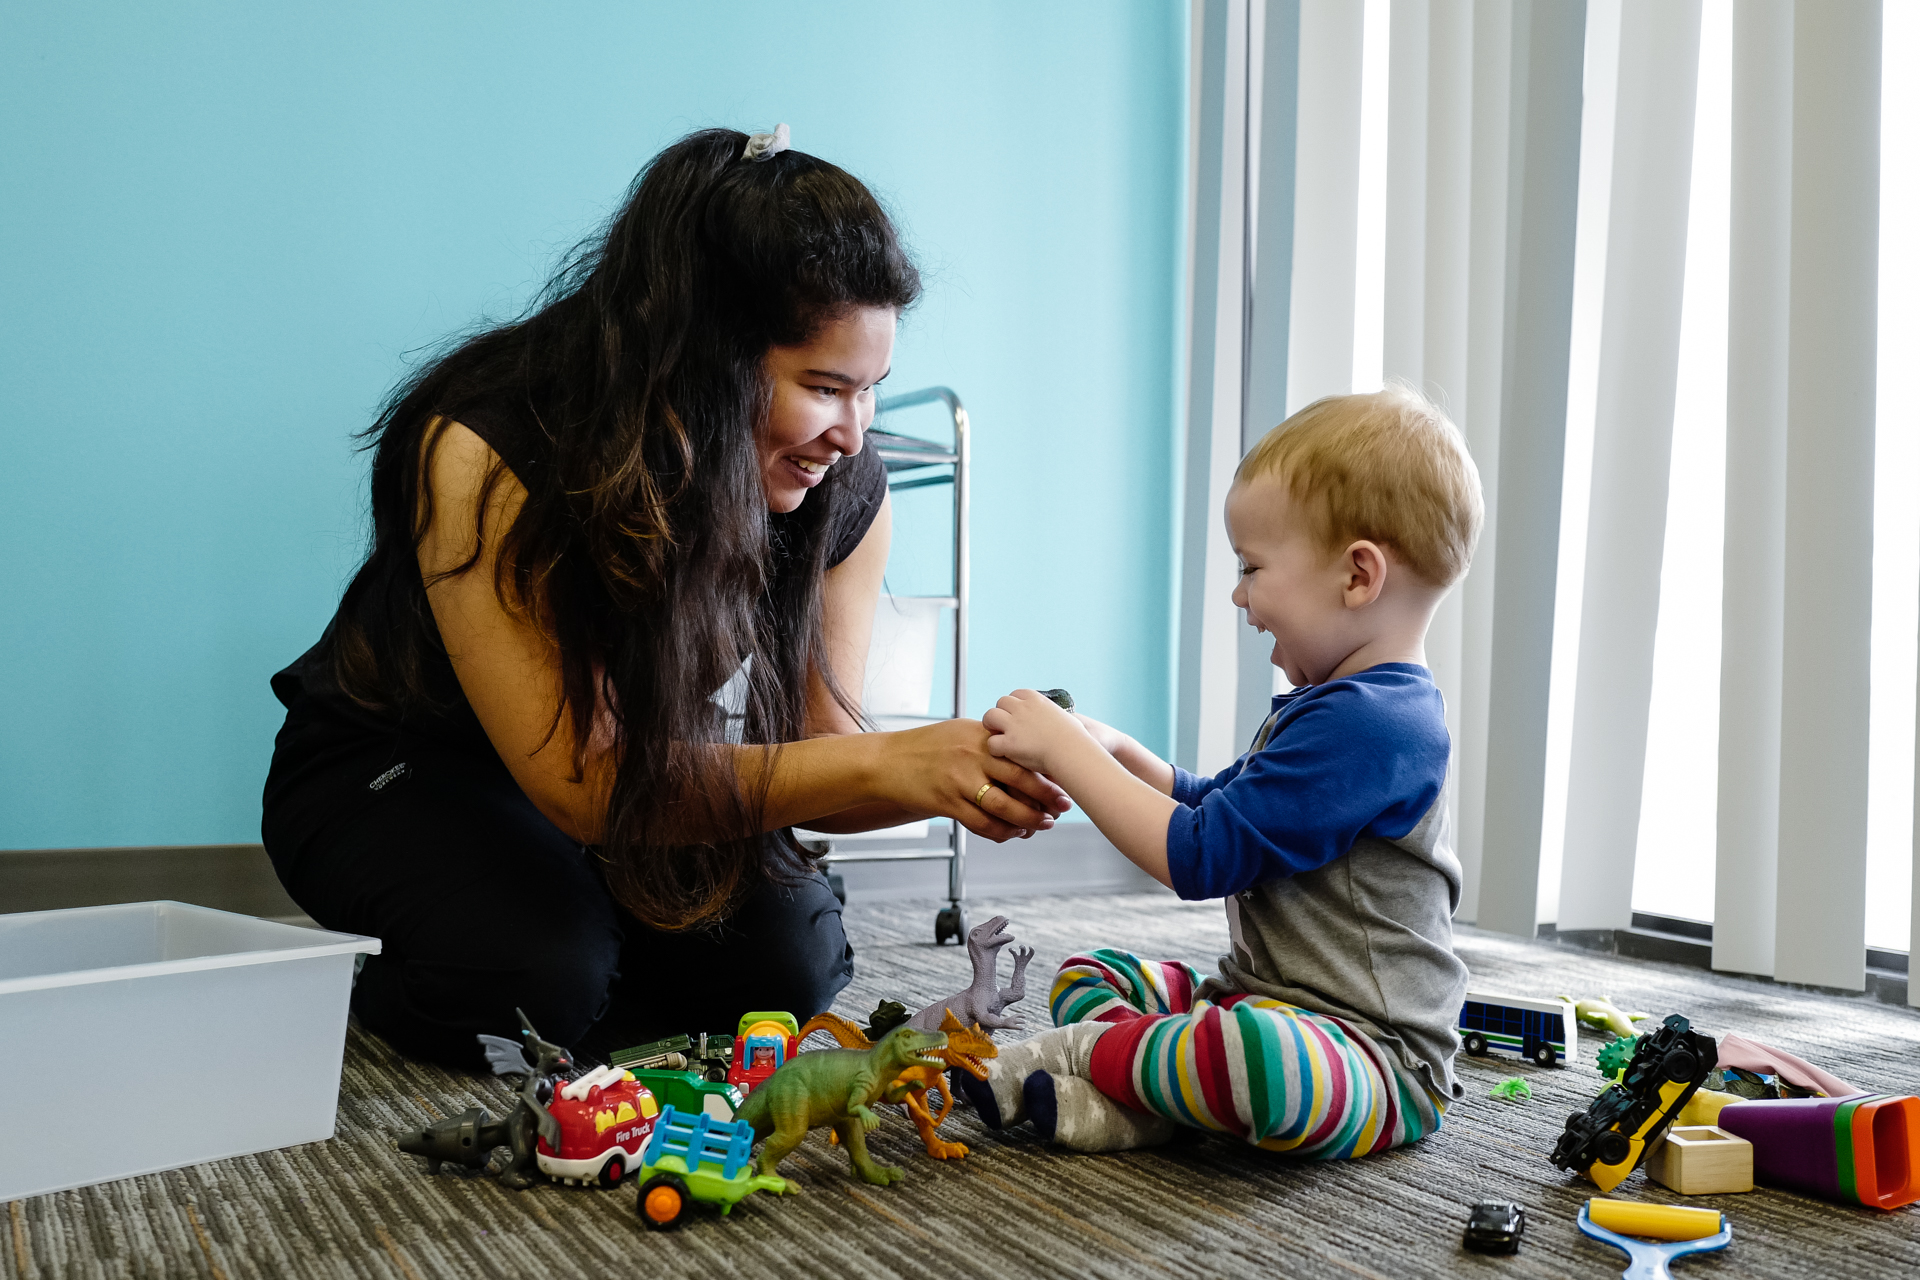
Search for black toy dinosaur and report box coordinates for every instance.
[396,1008,573,1190]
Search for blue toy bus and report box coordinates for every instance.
[1457,993,1578,1067]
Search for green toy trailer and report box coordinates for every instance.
[634,1105,791,1230]
[627,1069,744,1122]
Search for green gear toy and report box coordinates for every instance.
[1595,1033,1644,1081]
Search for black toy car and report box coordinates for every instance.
[1462,1201,1526,1255]
[1549,1013,1717,1191]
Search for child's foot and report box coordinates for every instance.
[1023,1072,1179,1152]
[952,1022,1110,1129]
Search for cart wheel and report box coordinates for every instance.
[1462,1032,1488,1056]
[1530,1042,1557,1068]
[638,1173,691,1230]
[1594,1131,1631,1167]
[600,1154,625,1186]
[935,905,970,946]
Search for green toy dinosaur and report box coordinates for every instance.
[734,1024,948,1187]
[1558,995,1650,1041]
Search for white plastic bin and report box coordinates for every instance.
[0,900,379,1201]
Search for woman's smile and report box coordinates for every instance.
[783,453,838,486]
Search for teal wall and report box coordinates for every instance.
[0,2,1187,848]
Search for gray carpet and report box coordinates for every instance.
[8,892,1920,1279]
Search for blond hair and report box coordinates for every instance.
[1237,385,1483,587]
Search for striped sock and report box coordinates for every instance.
[959,1022,1110,1129]
[1024,1072,1177,1152]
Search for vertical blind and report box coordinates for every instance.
[1178,0,1902,998]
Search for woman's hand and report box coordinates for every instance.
[982,689,1097,777]
[986,689,1179,891]
[881,717,1072,841]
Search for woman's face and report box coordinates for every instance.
[760,305,897,513]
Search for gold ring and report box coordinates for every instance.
[973,782,994,807]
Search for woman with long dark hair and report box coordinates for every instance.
[262,127,1066,1067]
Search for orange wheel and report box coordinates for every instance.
[638,1174,690,1230]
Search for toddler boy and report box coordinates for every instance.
[968,386,1481,1156]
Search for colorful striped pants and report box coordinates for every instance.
[1053,949,1446,1158]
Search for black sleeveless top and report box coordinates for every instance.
[264,402,889,839]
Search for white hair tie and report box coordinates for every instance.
[742,123,791,162]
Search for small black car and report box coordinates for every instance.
[1462,1201,1526,1255]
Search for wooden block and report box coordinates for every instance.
[1645,1125,1754,1195]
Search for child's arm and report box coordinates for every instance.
[1072,713,1177,795]
[984,691,1178,889]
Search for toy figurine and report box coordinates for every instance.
[1488,1077,1532,1103]
[396,1105,504,1175]
[727,1011,801,1095]
[735,1024,950,1186]
[798,1009,998,1159]
[863,999,911,1039]
[905,915,1034,1033]
[1557,995,1650,1041]
[397,1008,572,1190]
[1550,1014,1717,1193]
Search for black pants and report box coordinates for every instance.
[262,723,854,1070]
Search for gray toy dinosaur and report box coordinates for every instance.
[907,915,1034,1033]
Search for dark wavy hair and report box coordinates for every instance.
[327,128,921,929]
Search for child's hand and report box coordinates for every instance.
[983,689,1093,775]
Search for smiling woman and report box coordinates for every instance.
[760,307,896,512]
[258,129,1067,1069]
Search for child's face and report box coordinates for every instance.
[1225,475,1357,688]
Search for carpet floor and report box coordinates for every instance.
[8,892,1919,1279]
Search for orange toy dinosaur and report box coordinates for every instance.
[796,1009,996,1159]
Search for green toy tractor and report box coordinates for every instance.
[634,1105,791,1230]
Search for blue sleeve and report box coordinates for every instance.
[1162,677,1448,901]
[1170,759,1243,807]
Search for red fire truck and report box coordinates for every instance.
[535,1065,661,1186]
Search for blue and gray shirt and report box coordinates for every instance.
[1168,662,1469,1100]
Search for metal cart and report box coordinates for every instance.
[813,386,973,945]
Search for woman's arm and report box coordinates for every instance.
[419,422,1062,844]
[795,491,917,833]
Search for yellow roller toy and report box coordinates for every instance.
[1578,1199,1731,1278]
